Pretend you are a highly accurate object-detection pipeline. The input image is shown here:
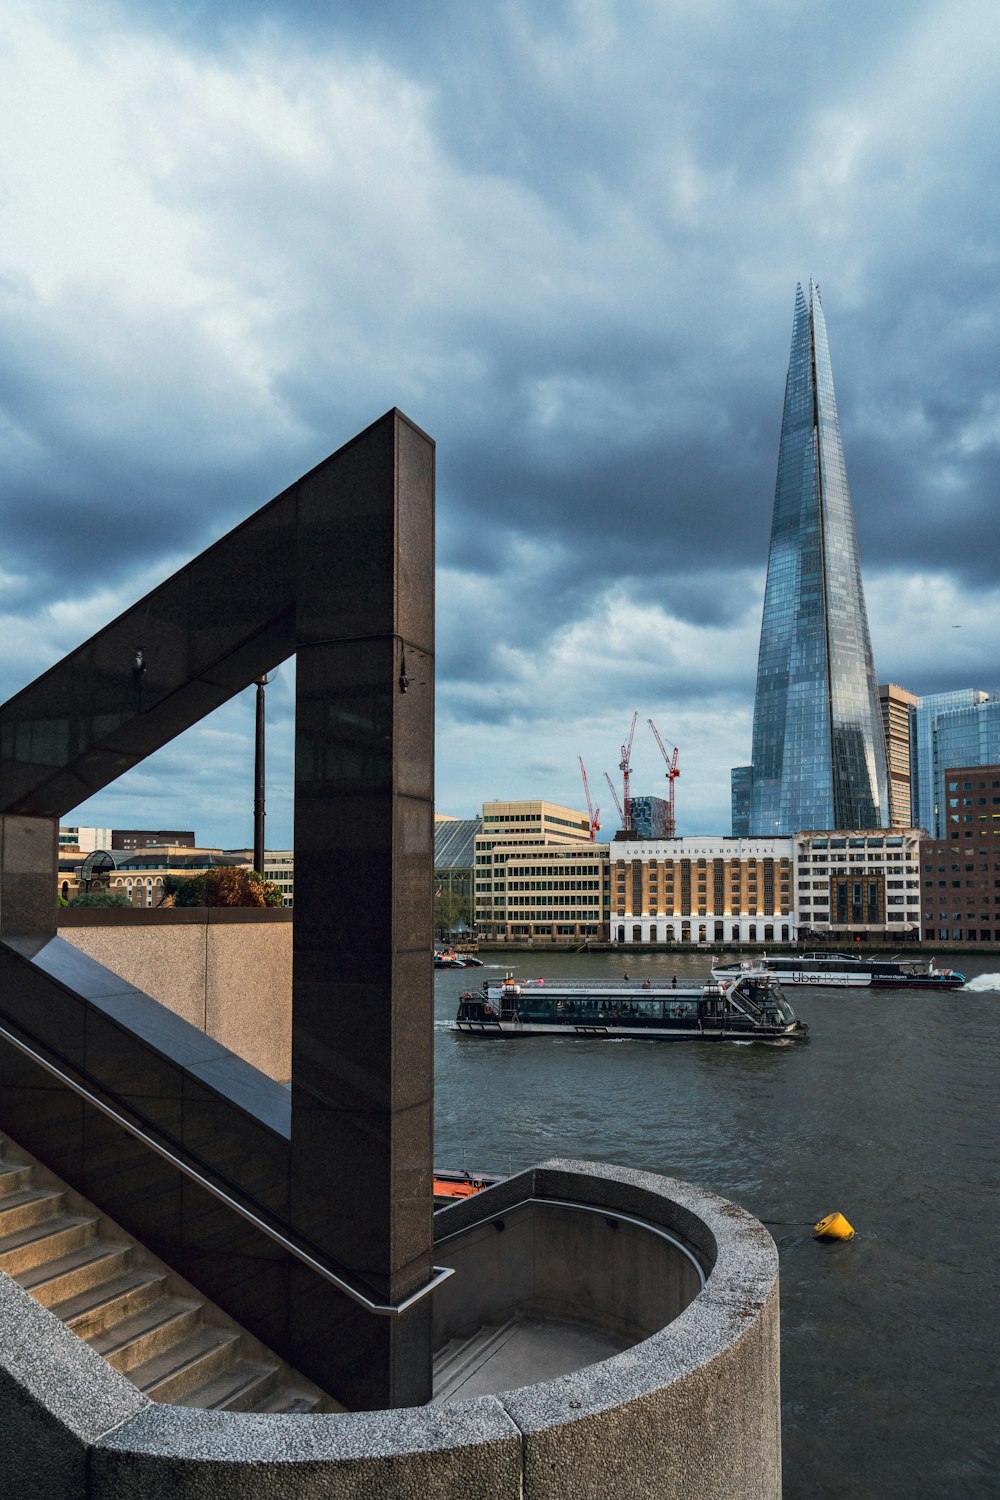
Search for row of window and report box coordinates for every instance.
[928,881,1000,889]
[504,879,601,891]
[926,862,1000,871]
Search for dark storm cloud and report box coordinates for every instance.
[2,0,999,834]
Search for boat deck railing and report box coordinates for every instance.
[497,978,705,993]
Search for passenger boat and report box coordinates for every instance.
[455,970,807,1042]
[711,952,965,990]
[434,948,468,969]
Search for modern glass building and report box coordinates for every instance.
[629,795,672,839]
[740,281,889,835]
[909,692,1000,835]
[730,766,752,838]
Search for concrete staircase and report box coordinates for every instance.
[0,1131,338,1413]
[432,1315,631,1403]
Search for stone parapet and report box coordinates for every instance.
[0,1160,780,1499]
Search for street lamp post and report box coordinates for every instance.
[253,672,277,875]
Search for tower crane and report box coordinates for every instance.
[647,718,680,838]
[618,711,638,832]
[603,771,625,828]
[578,756,601,841]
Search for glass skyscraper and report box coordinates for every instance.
[740,281,889,835]
[909,690,1000,835]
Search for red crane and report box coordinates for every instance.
[647,718,680,838]
[578,756,601,841]
[603,771,625,827]
[619,711,638,832]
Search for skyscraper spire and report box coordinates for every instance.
[741,281,889,834]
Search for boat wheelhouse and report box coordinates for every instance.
[455,971,807,1042]
[711,952,965,990]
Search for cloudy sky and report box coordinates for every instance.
[2,0,998,846]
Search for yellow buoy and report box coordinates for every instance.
[813,1212,855,1241]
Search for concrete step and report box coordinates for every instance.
[16,1239,134,1307]
[433,1319,520,1401]
[130,1326,242,1403]
[182,1359,281,1412]
[87,1296,203,1374]
[0,1186,66,1235]
[0,1130,335,1414]
[0,1212,96,1276]
[53,1269,169,1338]
[0,1163,34,1198]
[256,1390,324,1414]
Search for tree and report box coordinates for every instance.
[434,887,472,937]
[63,890,131,909]
[163,868,282,908]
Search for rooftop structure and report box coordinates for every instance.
[740,281,889,836]
[433,815,481,871]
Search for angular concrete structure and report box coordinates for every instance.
[0,410,436,1409]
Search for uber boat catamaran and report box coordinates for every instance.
[711,952,965,990]
[455,970,807,1042]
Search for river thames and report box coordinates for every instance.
[434,951,999,1499]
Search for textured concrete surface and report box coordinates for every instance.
[1,1159,780,1497]
[0,1271,148,1500]
[494,1160,781,1500]
[434,1317,628,1401]
[93,1400,523,1499]
[59,917,292,1082]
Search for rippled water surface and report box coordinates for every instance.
[434,952,1000,1499]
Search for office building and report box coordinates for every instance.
[629,794,672,839]
[58,825,112,852]
[795,829,921,939]
[113,828,196,850]
[730,767,752,839]
[739,281,889,836]
[909,691,1000,836]
[879,683,919,827]
[920,766,1000,943]
[474,799,593,938]
[476,841,610,942]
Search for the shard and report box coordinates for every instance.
[741,280,889,835]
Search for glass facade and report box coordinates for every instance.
[630,795,671,838]
[730,766,752,838]
[909,693,1000,835]
[744,281,888,835]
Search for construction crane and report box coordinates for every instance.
[578,756,601,841]
[647,718,680,838]
[603,770,625,829]
[618,711,638,832]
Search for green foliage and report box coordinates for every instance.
[434,887,472,935]
[163,868,283,908]
[164,873,206,906]
[64,890,131,909]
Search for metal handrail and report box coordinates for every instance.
[435,1196,707,1289]
[0,1017,453,1317]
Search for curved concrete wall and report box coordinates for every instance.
[433,1197,704,1347]
[0,1160,780,1499]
